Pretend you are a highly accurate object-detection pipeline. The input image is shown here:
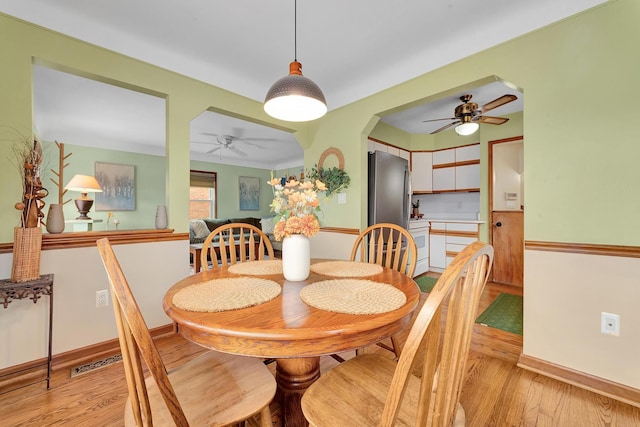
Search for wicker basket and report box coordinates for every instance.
[11,226,42,282]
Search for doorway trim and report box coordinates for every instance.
[488,135,524,284]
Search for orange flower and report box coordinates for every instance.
[268,177,325,240]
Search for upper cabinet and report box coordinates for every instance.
[412,143,480,194]
[411,152,433,193]
[369,138,478,193]
[368,138,410,160]
[432,144,480,192]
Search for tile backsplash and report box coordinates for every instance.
[413,192,480,220]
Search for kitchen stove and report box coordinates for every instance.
[408,219,430,276]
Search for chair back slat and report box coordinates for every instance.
[379,241,493,426]
[97,238,190,427]
[201,223,275,271]
[350,223,417,277]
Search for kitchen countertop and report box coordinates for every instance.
[424,218,486,224]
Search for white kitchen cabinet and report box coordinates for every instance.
[429,232,446,269]
[432,144,480,192]
[432,148,455,165]
[455,144,481,162]
[455,163,481,190]
[368,139,410,162]
[432,167,456,191]
[386,145,400,157]
[429,221,480,271]
[374,142,388,153]
[411,151,433,192]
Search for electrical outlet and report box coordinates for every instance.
[601,312,620,336]
[96,289,109,308]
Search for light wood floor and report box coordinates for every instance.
[2,280,640,426]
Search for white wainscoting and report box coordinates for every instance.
[0,239,189,369]
[523,248,640,390]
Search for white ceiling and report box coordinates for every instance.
[3,0,605,169]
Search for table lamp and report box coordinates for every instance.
[65,174,103,220]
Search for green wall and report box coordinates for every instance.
[190,160,278,220]
[308,0,639,246]
[48,143,167,230]
[2,0,639,246]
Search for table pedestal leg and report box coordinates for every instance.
[275,357,320,427]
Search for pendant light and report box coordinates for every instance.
[264,0,327,122]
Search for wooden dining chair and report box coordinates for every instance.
[200,223,275,271]
[349,222,418,359]
[96,238,276,427]
[351,222,418,278]
[302,241,493,427]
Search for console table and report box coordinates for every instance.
[0,274,54,391]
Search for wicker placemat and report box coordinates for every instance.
[228,260,283,276]
[300,279,406,315]
[310,261,383,277]
[172,277,281,312]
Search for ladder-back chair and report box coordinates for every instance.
[350,222,418,358]
[97,238,275,426]
[302,241,493,426]
[200,223,274,271]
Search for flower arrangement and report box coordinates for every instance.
[268,177,327,240]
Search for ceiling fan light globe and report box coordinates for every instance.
[264,72,327,122]
[455,122,479,136]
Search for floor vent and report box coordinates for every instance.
[70,354,123,378]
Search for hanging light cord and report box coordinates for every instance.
[294,0,297,61]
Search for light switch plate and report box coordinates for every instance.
[337,192,347,204]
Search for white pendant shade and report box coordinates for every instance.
[264,61,327,122]
[455,122,479,136]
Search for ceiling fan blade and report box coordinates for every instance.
[192,140,220,145]
[478,116,509,125]
[228,146,248,157]
[207,147,222,154]
[237,139,265,148]
[431,121,460,134]
[481,94,517,112]
[423,117,457,123]
[201,132,222,138]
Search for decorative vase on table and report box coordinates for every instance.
[268,176,326,281]
[282,234,311,281]
[45,204,65,234]
[155,205,168,229]
[11,226,42,282]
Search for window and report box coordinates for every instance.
[190,170,217,219]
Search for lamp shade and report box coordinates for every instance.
[455,122,479,136]
[65,175,103,194]
[264,61,327,122]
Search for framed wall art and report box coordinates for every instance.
[239,176,259,211]
[94,162,136,211]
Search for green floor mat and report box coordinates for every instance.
[475,293,523,335]
[415,275,438,293]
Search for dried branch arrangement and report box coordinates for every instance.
[12,137,49,228]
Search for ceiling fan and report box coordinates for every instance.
[192,135,250,157]
[423,94,518,134]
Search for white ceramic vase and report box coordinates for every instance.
[155,205,168,229]
[45,204,65,234]
[282,234,310,281]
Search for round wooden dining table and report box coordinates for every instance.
[163,259,420,427]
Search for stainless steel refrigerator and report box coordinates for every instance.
[368,151,411,228]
